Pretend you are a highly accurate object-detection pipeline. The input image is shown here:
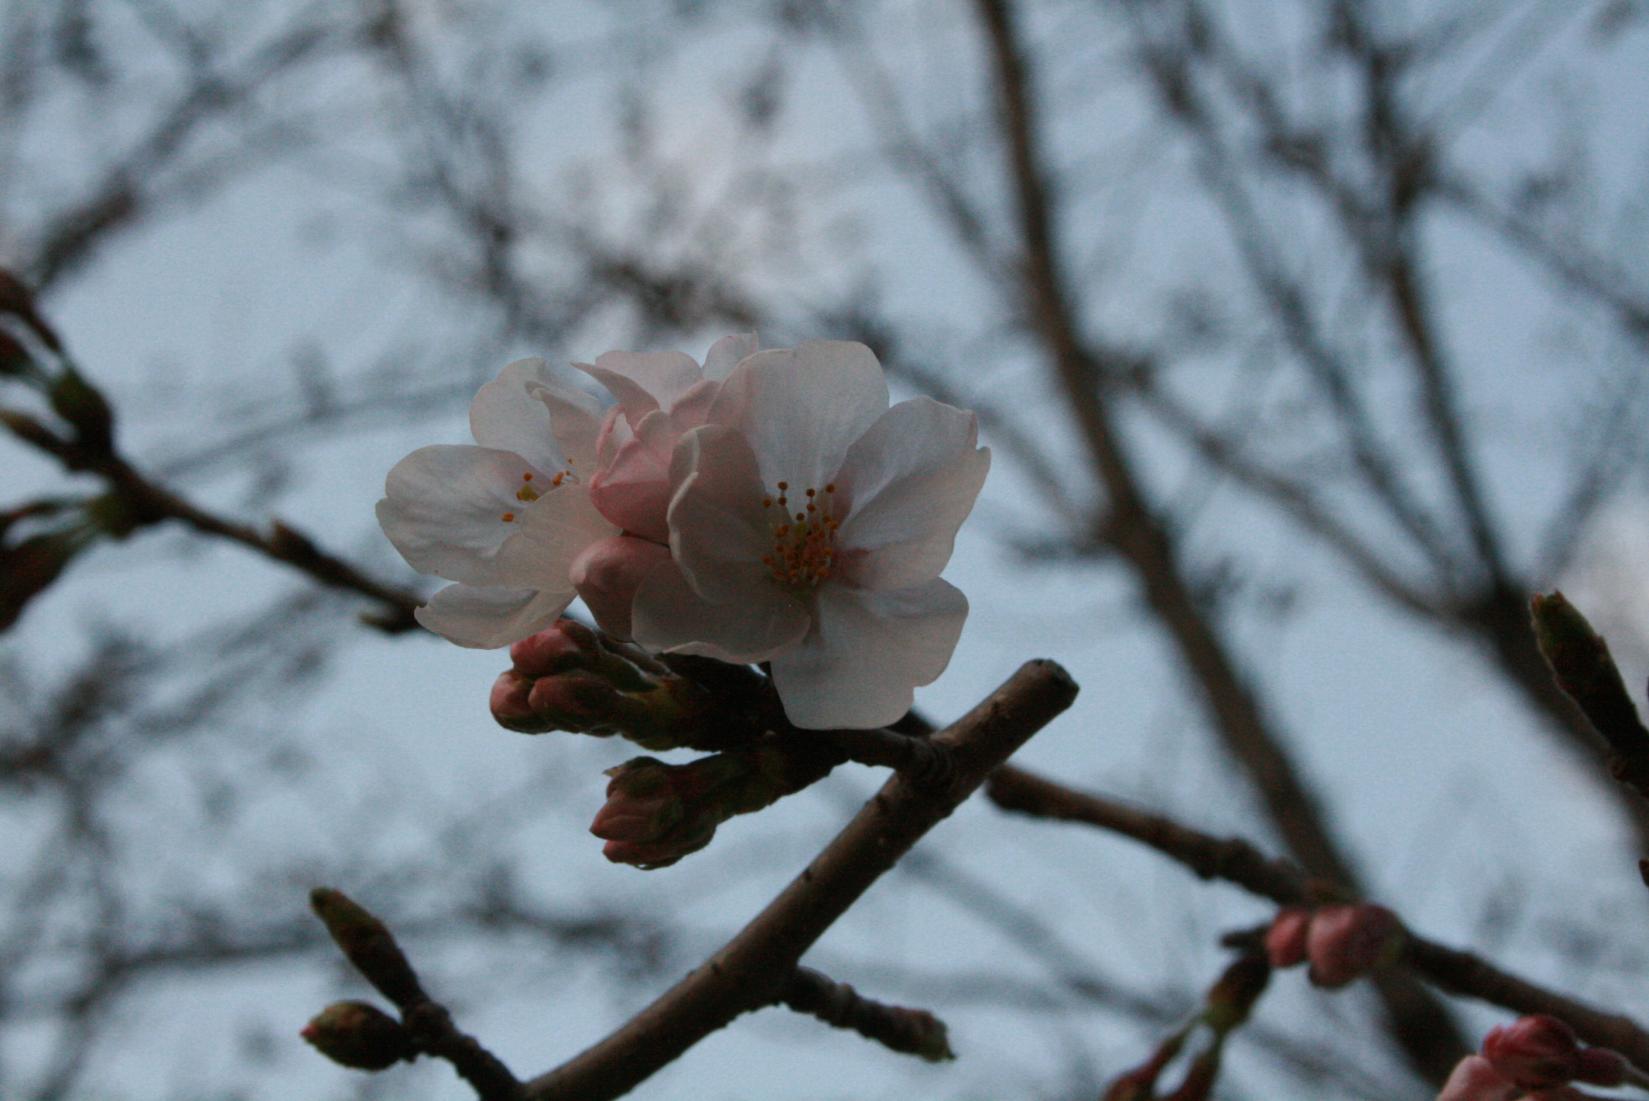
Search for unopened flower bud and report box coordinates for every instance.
[1,528,90,632]
[570,534,671,639]
[1483,1015,1582,1089]
[489,670,543,732]
[0,268,62,352]
[0,329,32,376]
[591,756,719,868]
[1265,906,1311,969]
[528,668,621,725]
[1574,1046,1627,1086]
[1202,954,1269,1033]
[492,621,726,749]
[47,366,114,452]
[1306,903,1402,988]
[309,887,423,1006]
[301,1000,413,1071]
[1437,1055,1520,1101]
[508,619,601,678]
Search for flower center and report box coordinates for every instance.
[760,481,840,588]
[501,468,570,523]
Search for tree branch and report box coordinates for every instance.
[987,764,1649,1072]
[521,659,1077,1101]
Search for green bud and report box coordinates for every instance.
[48,366,114,452]
[301,1000,413,1071]
[309,887,424,1006]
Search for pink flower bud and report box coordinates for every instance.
[1437,1055,1520,1101]
[527,670,620,725]
[590,759,682,844]
[508,620,599,678]
[1265,907,1312,969]
[1483,1015,1582,1089]
[1574,1046,1627,1086]
[489,671,545,732]
[1305,903,1402,988]
[570,535,670,640]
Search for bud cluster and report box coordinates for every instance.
[1438,1015,1627,1101]
[1264,902,1403,987]
[591,740,835,868]
[490,620,736,751]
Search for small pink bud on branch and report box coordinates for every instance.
[1264,906,1311,968]
[1483,1014,1583,1090]
[592,739,839,868]
[1305,903,1403,988]
[301,1001,413,1071]
[490,620,738,750]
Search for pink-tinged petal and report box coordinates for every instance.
[1437,1056,1520,1101]
[377,445,544,584]
[701,332,759,381]
[595,405,631,470]
[587,409,676,541]
[666,426,776,603]
[709,341,889,490]
[835,398,991,590]
[630,558,808,663]
[576,350,702,424]
[415,583,572,649]
[664,378,720,433]
[769,579,968,729]
[570,535,671,638]
[493,484,620,591]
[467,358,579,473]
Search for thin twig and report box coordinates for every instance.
[310,888,522,1100]
[777,966,954,1063]
[987,764,1649,1071]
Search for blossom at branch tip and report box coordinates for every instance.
[376,358,616,647]
[1482,1015,1583,1090]
[630,341,990,729]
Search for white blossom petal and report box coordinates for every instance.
[526,378,603,471]
[377,445,544,584]
[665,426,775,603]
[769,579,968,729]
[630,558,809,663]
[467,358,585,473]
[835,398,991,590]
[493,483,620,590]
[709,341,889,490]
[415,582,572,648]
[701,332,759,381]
[576,350,702,424]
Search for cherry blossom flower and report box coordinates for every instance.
[630,341,990,728]
[377,357,616,647]
[566,333,757,637]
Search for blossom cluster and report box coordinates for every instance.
[377,337,989,729]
